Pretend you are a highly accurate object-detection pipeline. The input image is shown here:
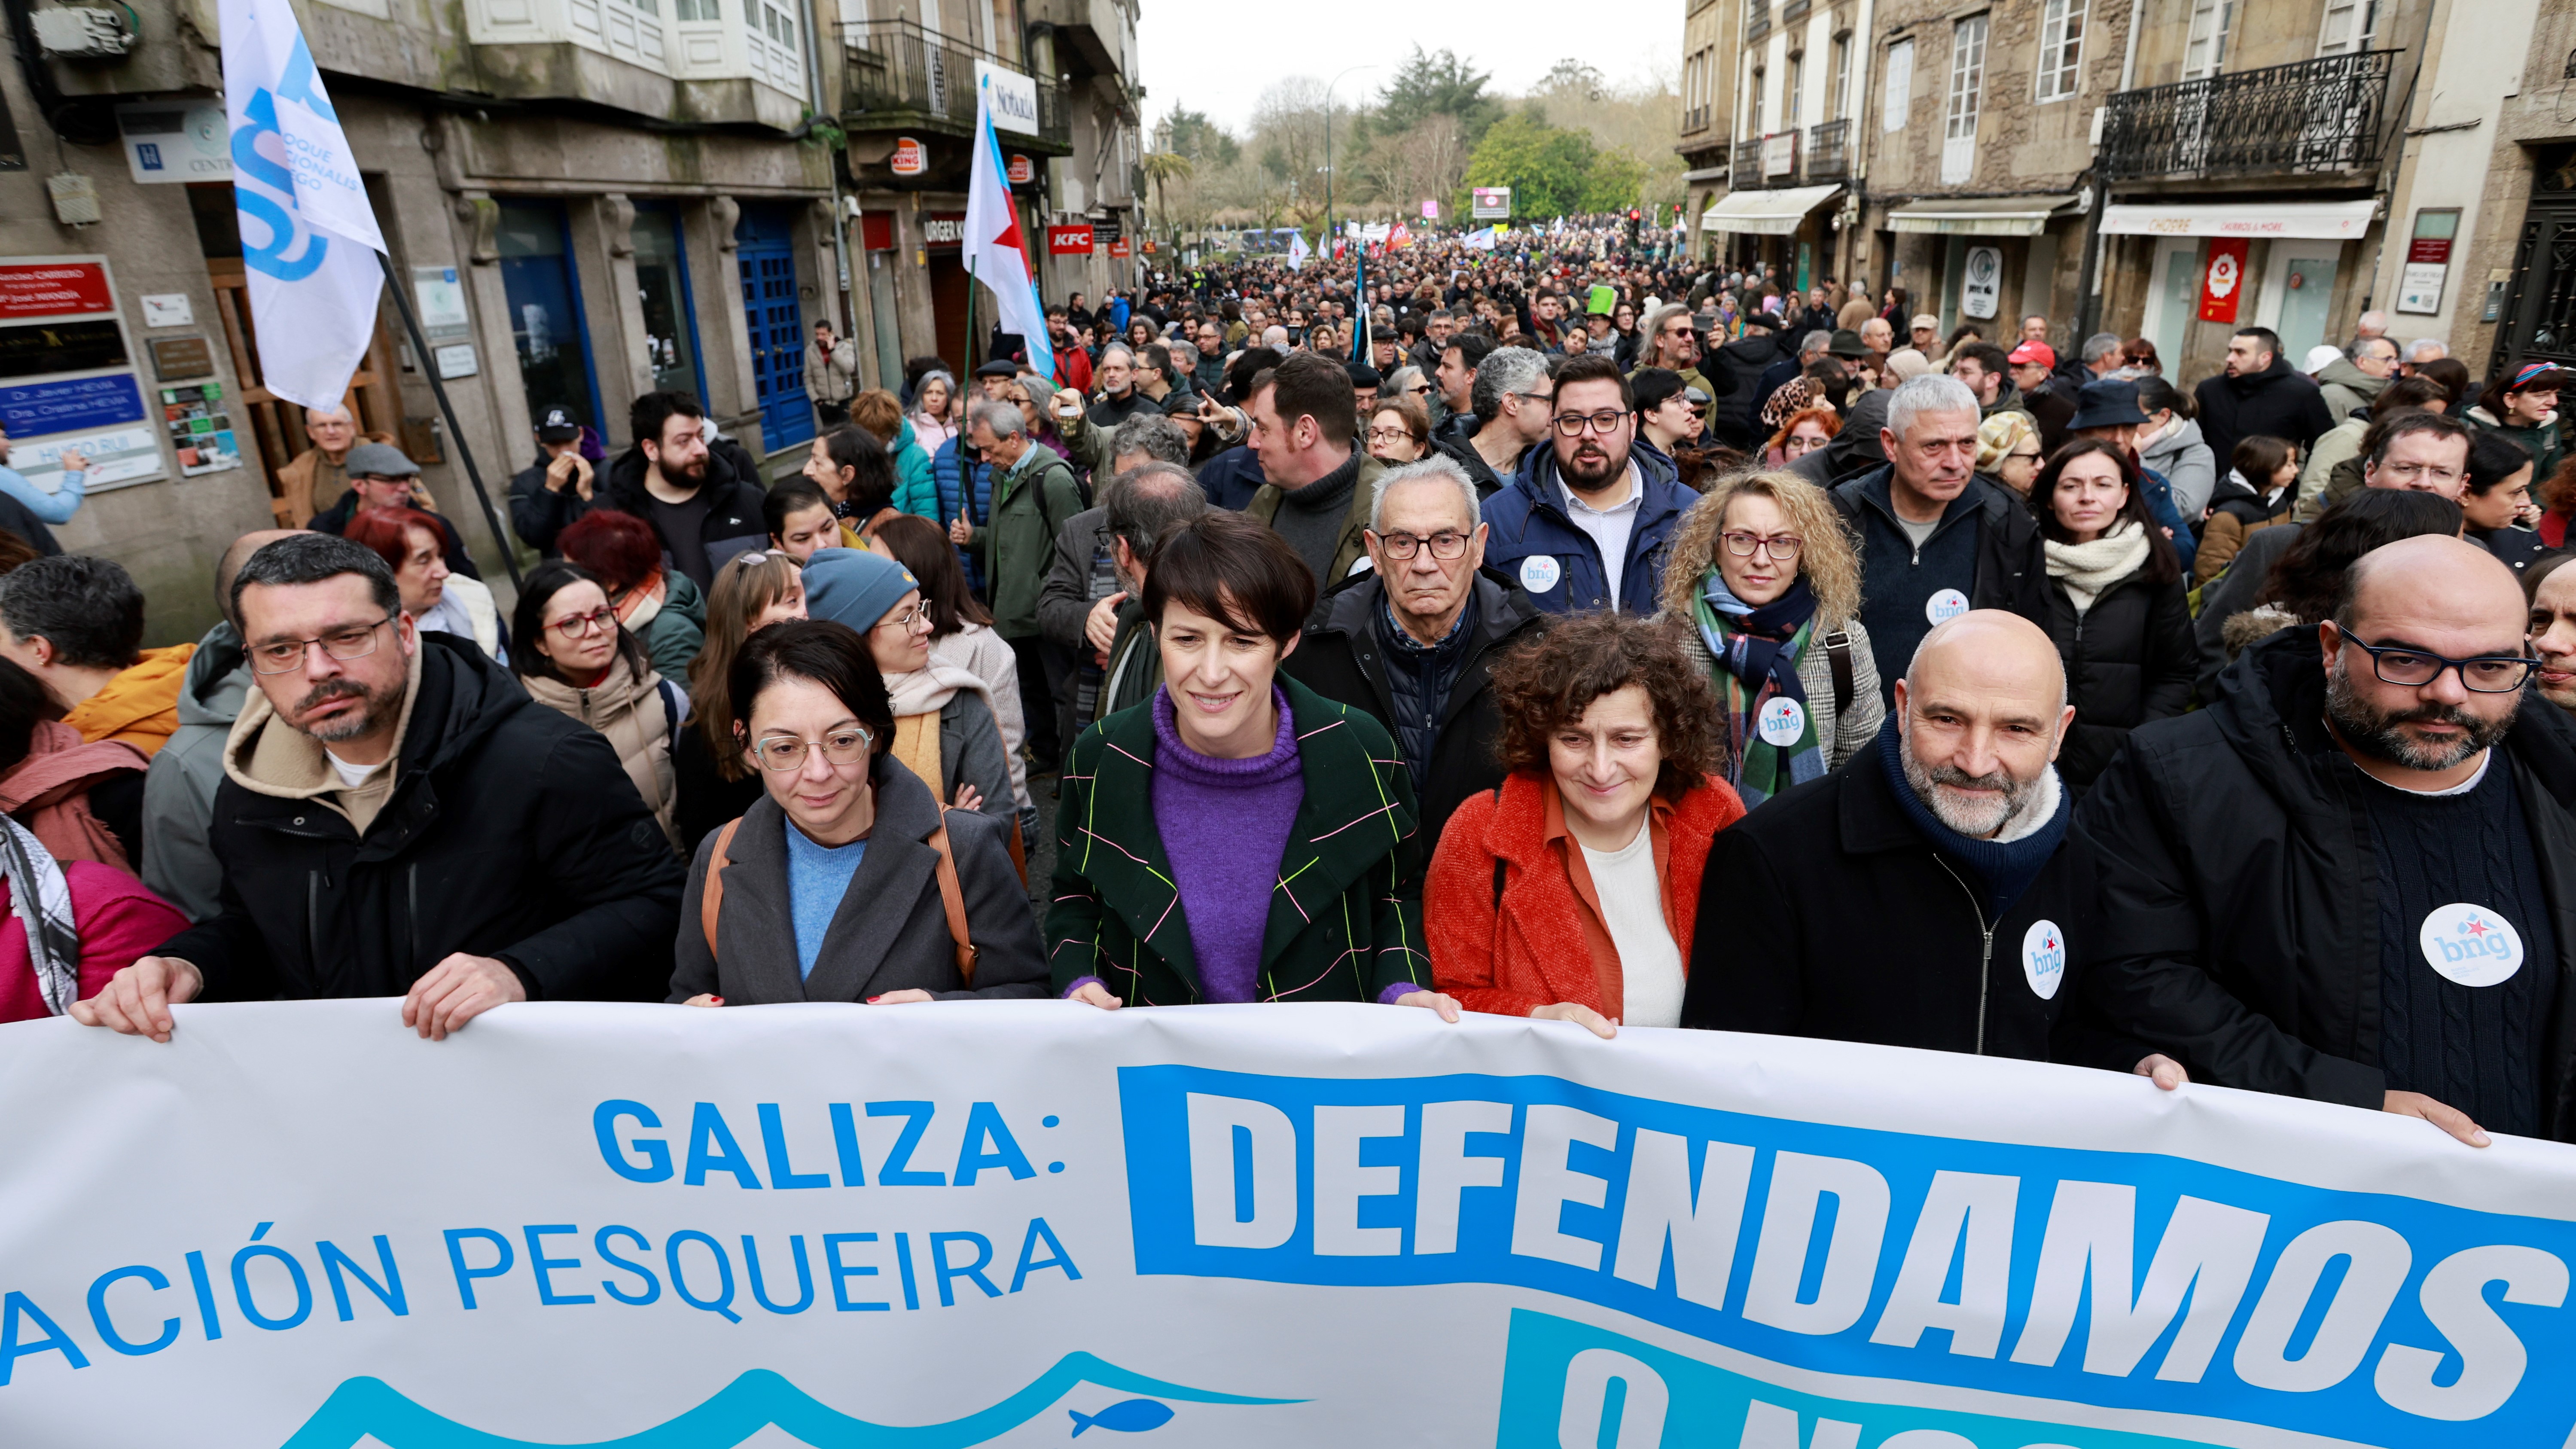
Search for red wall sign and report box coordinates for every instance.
[1109,238,1131,259]
[1008,153,1034,185]
[920,212,967,252]
[1047,225,1094,256]
[2408,236,2454,267]
[2197,238,2250,324]
[0,263,113,319]
[890,137,926,176]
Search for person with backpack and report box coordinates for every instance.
[948,399,1085,773]
[1660,470,1884,807]
[668,619,1043,1007]
[1424,613,1744,1037]
[511,560,686,855]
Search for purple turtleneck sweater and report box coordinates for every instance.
[1151,685,1304,1002]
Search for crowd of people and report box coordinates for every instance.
[12,220,2576,1154]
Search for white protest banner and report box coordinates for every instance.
[4,1000,2575,1448]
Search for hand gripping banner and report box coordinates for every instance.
[2,1000,2573,1448]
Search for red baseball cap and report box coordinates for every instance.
[2008,340,2057,369]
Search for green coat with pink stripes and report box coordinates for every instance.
[1045,674,1428,1005]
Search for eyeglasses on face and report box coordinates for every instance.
[2334,626,2538,692]
[875,598,935,631]
[1720,531,1804,561]
[250,615,396,674]
[1366,426,1421,446]
[1374,529,1471,561]
[747,726,875,771]
[1552,410,1629,437]
[549,605,619,639]
[2375,459,2464,486]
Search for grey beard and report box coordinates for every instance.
[2326,655,2515,772]
[1900,738,2043,839]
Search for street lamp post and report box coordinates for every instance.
[1322,63,1376,262]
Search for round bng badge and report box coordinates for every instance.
[1518,554,1562,595]
[1926,588,1971,625]
[1757,697,1807,746]
[2022,919,2067,1000]
[2417,902,2524,988]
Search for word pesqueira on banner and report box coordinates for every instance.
[1,1000,2574,1448]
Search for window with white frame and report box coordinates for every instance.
[1882,38,1913,132]
[1787,52,1805,128]
[2316,0,2380,54]
[1942,14,1985,183]
[1831,32,1853,119]
[2183,0,2235,79]
[2036,0,2084,101]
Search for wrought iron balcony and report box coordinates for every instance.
[1732,139,1763,192]
[2100,50,2396,182]
[840,19,1070,149]
[1805,118,1849,181]
[1680,104,1712,136]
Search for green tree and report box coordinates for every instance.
[1378,46,1505,148]
[1165,107,1240,170]
[1459,111,1598,220]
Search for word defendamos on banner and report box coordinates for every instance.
[1121,1064,2576,1449]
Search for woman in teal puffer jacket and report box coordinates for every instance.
[853,390,940,519]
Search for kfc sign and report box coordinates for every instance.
[1047,225,1094,256]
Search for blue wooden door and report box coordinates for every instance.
[736,205,814,449]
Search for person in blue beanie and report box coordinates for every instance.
[1680,610,2186,1089]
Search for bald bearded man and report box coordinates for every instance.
[1683,611,2172,1078]
[2083,534,2576,1145]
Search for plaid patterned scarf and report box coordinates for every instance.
[0,813,77,1015]
[1695,570,1826,808]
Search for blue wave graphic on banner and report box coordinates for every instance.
[277,1354,1300,1448]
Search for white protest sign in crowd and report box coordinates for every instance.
[2,1000,2573,1448]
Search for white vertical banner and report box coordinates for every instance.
[220,0,388,410]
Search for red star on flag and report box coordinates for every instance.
[991,210,1025,259]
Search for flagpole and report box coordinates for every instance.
[375,251,521,591]
[964,259,980,379]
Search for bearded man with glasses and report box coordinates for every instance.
[1483,354,1692,615]
[72,533,684,1045]
[1287,457,1548,842]
[2081,533,2576,1149]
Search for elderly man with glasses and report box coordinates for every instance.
[72,532,684,1045]
[2081,533,2576,1148]
[1286,455,1548,842]
[1482,353,1692,615]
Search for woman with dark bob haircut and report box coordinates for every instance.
[1425,612,1742,1036]
[1049,511,1452,1014]
[669,619,1043,1005]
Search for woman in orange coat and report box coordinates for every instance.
[1427,613,1744,1036]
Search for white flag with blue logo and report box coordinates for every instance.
[221,0,387,410]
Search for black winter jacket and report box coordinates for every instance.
[2043,565,2195,791]
[2075,631,2576,1136]
[1709,327,1792,445]
[1681,729,2102,1063]
[159,634,687,1004]
[598,446,771,586]
[1829,468,2051,705]
[2191,353,2337,470]
[1283,571,1547,845]
[508,451,592,556]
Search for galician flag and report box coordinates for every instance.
[965,71,1052,384]
[1285,230,1311,271]
[221,0,386,411]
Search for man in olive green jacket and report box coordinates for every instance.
[951,400,1087,765]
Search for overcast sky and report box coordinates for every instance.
[1137,1,1683,134]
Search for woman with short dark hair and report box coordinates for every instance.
[1425,613,1743,1036]
[512,559,685,851]
[668,619,1044,1006]
[1049,512,1446,1013]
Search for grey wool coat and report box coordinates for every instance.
[667,754,1046,1003]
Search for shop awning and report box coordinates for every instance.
[1700,183,1842,236]
[1680,164,1729,183]
[2100,199,2377,241]
[1889,194,2079,237]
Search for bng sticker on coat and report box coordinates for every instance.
[1518,554,1563,594]
[1925,588,1970,625]
[1756,698,1806,746]
[2021,919,2066,1000]
[2419,901,2524,988]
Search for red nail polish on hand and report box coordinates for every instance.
[866,996,881,1004]
[709,996,722,1005]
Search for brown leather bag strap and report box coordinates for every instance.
[699,818,743,959]
[928,808,979,986]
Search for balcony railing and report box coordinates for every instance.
[1732,139,1763,192]
[1680,104,1712,136]
[2100,49,2396,182]
[840,19,1069,147]
[1805,118,1849,181]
